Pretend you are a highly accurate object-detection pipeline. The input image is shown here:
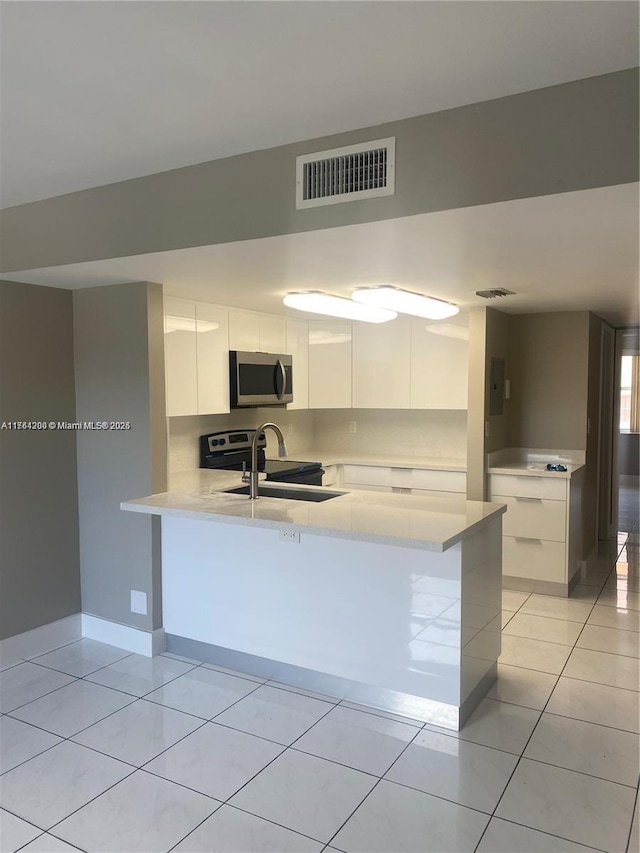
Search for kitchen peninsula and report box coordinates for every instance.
[122,470,505,730]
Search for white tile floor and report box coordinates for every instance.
[1,532,639,852]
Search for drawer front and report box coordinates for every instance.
[408,469,466,493]
[342,465,391,487]
[410,488,467,501]
[489,474,567,501]
[503,536,566,583]
[496,496,566,542]
[345,483,391,493]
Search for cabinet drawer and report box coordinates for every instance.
[489,474,566,501]
[342,465,391,487]
[503,536,566,583]
[496,496,566,543]
[409,469,466,493]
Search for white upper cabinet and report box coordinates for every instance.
[259,315,287,353]
[196,303,230,415]
[164,297,198,417]
[228,310,260,351]
[410,320,468,409]
[228,311,287,353]
[352,317,412,409]
[286,320,309,410]
[308,321,352,409]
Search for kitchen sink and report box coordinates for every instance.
[224,485,345,502]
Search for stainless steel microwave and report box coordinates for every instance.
[229,351,293,407]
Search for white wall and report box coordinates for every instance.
[169,408,467,473]
[311,409,467,459]
[169,409,316,473]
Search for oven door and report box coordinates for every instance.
[230,351,293,407]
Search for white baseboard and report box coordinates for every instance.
[81,614,165,658]
[0,614,82,669]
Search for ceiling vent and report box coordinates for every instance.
[475,288,515,299]
[296,137,395,210]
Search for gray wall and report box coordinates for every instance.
[508,312,590,450]
[466,307,511,500]
[507,310,610,558]
[619,433,640,476]
[74,282,166,631]
[1,70,637,273]
[0,281,80,639]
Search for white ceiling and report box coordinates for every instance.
[6,183,638,326]
[1,1,637,208]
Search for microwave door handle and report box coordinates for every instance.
[275,359,286,399]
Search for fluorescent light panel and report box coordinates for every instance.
[352,286,459,320]
[283,291,396,323]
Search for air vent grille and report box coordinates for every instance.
[475,288,515,299]
[296,137,395,209]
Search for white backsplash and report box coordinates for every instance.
[168,408,316,473]
[169,408,467,473]
[311,409,467,459]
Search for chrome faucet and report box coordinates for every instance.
[249,423,288,500]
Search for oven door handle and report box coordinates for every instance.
[275,359,286,399]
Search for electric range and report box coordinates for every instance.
[199,429,324,486]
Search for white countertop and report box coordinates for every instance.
[487,461,584,478]
[122,468,504,553]
[287,451,467,471]
[486,448,585,479]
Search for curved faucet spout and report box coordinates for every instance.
[250,423,288,500]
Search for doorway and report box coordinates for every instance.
[613,327,640,534]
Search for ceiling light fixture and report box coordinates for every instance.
[283,291,396,323]
[352,286,459,320]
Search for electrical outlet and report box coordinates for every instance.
[348,421,357,434]
[130,590,147,615]
[279,530,300,543]
[287,422,294,435]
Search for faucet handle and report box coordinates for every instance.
[241,461,250,482]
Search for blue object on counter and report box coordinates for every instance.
[546,463,567,472]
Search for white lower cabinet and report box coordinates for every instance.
[502,537,566,583]
[488,471,583,591]
[308,321,352,409]
[498,495,566,542]
[341,464,466,497]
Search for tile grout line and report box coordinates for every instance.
[321,721,427,850]
[3,533,637,851]
[472,528,637,853]
[162,683,342,852]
